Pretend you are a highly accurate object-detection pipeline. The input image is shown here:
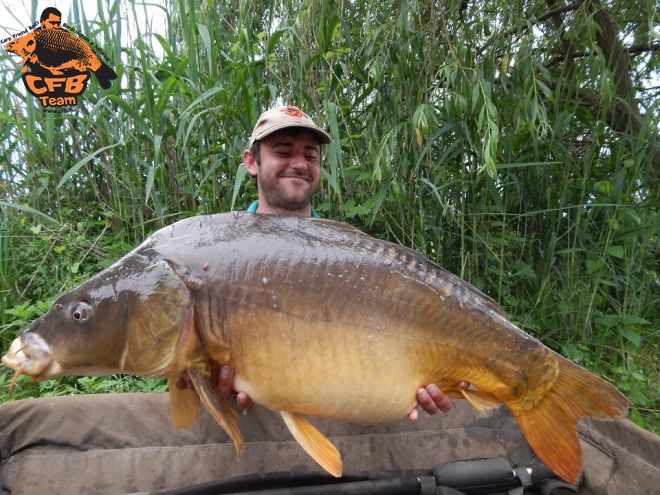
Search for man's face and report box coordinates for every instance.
[245,129,322,214]
[42,14,61,29]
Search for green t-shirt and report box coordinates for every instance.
[246,200,320,218]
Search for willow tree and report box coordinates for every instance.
[1,0,657,428]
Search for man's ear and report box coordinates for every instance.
[243,149,258,177]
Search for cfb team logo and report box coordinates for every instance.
[2,7,117,110]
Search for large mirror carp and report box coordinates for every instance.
[2,212,629,484]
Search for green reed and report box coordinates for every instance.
[0,0,657,430]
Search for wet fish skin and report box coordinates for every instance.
[165,214,555,419]
[1,212,629,483]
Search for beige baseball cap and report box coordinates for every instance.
[249,105,332,147]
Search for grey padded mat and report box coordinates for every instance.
[1,392,657,494]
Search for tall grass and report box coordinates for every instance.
[0,0,657,430]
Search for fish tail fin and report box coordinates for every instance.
[94,62,118,89]
[168,376,200,429]
[513,357,629,485]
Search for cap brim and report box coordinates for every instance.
[250,123,332,146]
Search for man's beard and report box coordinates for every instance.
[258,176,314,211]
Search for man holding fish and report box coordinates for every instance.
[179,104,466,420]
[3,103,629,482]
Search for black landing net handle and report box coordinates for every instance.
[428,457,578,494]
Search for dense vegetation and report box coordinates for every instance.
[1,0,657,432]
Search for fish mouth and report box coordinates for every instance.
[1,333,63,388]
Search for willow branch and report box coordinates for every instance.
[477,0,585,55]
[544,41,660,69]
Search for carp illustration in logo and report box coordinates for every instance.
[3,7,117,109]
[5,29,117,88]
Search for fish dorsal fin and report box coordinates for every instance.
[167,377,201,429]
[280,411,342,477]
[188,367,244,454]
[460,388,502,414]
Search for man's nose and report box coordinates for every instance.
[289,151,308,169]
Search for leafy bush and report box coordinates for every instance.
[1,0,657,432]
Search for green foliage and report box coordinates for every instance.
[1,373,167,401]
[1,0,658,432]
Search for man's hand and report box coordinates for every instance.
[407,381,469,420]
[175,364,252,410]
[178,364,468,419]
[216,364,252,409]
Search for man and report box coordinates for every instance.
[39,7,63,30]
[181,105,465,420]
[243,105,326,218]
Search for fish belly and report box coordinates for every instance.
[224,309,444,424]
[180,213,553,423]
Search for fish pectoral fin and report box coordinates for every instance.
[8,371,24,393]
[440,384,471,399]
[167,377,200,429]
[460,388,502,414]
[187,367,244,454]
[280,411,342,478]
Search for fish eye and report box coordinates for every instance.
[70,301,91,323]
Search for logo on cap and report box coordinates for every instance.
[280,105,305,118]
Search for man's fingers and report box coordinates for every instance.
[416,386,440,415]
[426,384,453,412]
[416,383,455,415]
[208,363,255,410]
[236,392,252,410]
[217,365,234,398]
[175,375,191,390]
